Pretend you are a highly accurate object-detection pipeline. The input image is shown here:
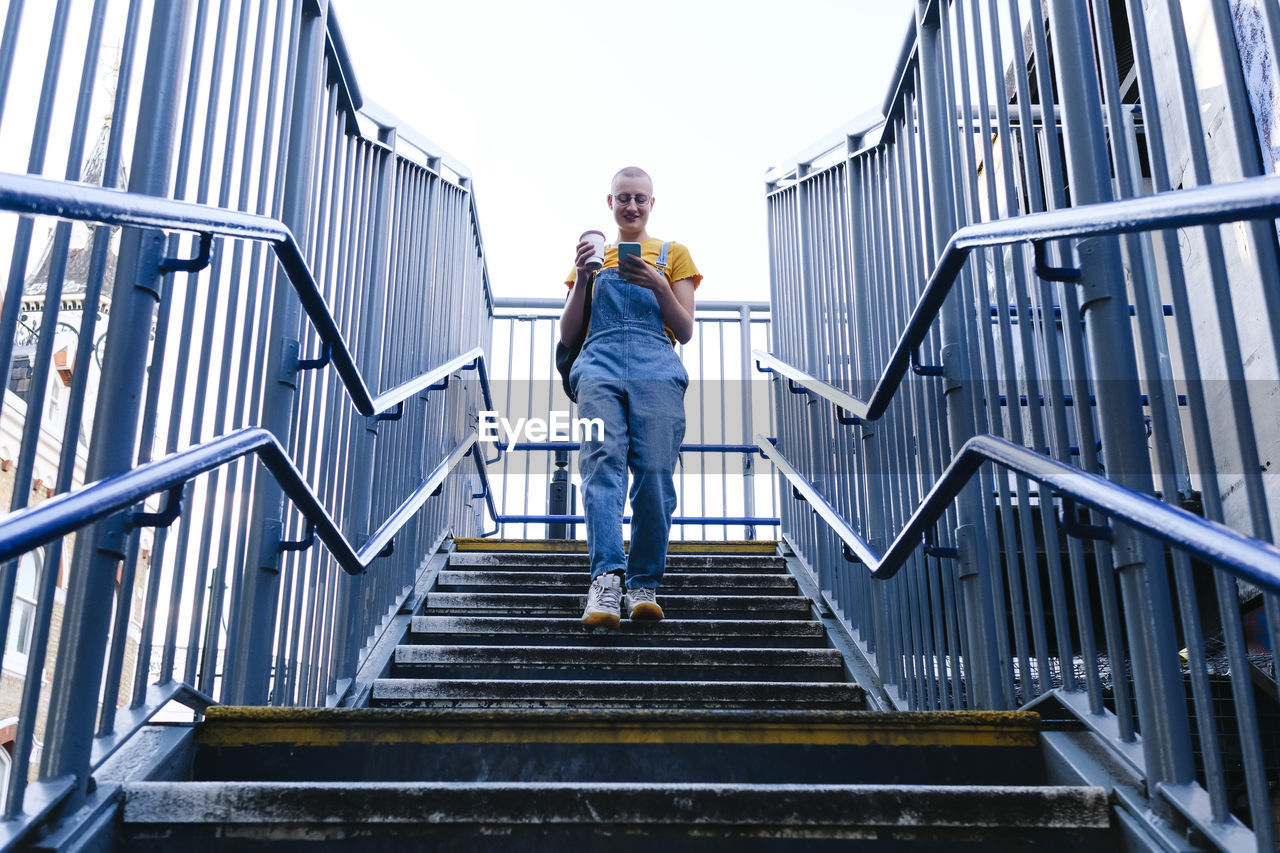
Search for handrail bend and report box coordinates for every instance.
[759,432,1280,593]
[755,173,1280,423]
[0,171,496,417]
[0,427,486,575]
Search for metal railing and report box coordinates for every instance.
[0,0,490,843]
[487,297,779,541]
[764,0,1280,848]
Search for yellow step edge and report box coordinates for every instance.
[452,538,779,555]
[199,708,1039,749]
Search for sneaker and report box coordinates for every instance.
[581,572,623,629]
[625,587,664,621]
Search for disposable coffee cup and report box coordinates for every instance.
[581,229,606,270]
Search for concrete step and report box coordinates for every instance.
[120,780,1112,851]
[370,678,865,710]
[390,644,846,682]
[192,708,1049,787]
[410,616,830,648]
[435,571,798,594]
[423,592,813,620]
[448,551,786,573]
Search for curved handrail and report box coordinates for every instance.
[759,433,1280,592]
[0,427,485,575]
[755,173,1280,422]
[0,171,496,418]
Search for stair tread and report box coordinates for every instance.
[425,593,812,611]
[448,553,785,571]
[412,617,826,634]
[122,780,1110,829]
[409,616,829,647]
[371,678,863,703]
[436,571,798,590]
[393,645,844,666]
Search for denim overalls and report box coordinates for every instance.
[569,242,688,589]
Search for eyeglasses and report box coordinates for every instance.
[613,193,650,206]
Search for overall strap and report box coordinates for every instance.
[655,241,671,275]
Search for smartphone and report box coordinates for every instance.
[617,242,643,268]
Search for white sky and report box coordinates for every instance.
[336,0,915,304]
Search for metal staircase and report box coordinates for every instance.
[0,1,1279,850]
[109,539,1117,850]
[371,541,863,710]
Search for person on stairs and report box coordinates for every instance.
[560,166,701,629]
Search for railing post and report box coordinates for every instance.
[227,0,328,705]
[738,304,756,540]
[792,165,841,587]
[333,124,397,697]
[845,149,889,686]
[1044,0,1193,790]
[38,0,192,811]
[547,450,574,539]
[914,0,1002,709]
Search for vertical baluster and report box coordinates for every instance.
[40,0,194,812]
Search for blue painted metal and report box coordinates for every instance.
[37,0,194,819]
[755,173,1280,424]
[0,0,495,839]
[760,434,1280,592]
[0,171,498,420]
[764,1,1280,844]
[496,515,781,527]
[488,297,775,541]
[0,427,486,577]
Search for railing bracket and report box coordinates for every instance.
[836,407,862,426]
[1059,498,1112,541]
[910,347,945,377]
[378,539,394,558]
[842,543,861,563]
[787,378,808,395]
[294,342,333,372]
[126,486,184,530]
[422,374,450,402]
[1033,240,1082,283]
[159,232,214,274]
[279,525,317,553]
[791,485,807,503]
[922,531,960,559]
[373,401,403,422]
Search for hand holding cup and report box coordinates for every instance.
[577,230,606,272]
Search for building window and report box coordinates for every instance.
[5,552,39,672]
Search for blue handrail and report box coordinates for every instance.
[755,173,1280,423]
[0,170,496,418]
[0,427,487,575]
[497,515,781,527]
[759,432,1280,592]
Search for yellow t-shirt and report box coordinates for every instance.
[564,238,702,344]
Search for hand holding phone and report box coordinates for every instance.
[617,242,642,267]
[617,241,661,291]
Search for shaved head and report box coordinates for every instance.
[611,166,652,193]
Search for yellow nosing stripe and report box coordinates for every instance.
[452,538,778,555]
[199,710,1040,749]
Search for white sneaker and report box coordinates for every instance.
[625,587,664,621]
[581,573,623,629]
